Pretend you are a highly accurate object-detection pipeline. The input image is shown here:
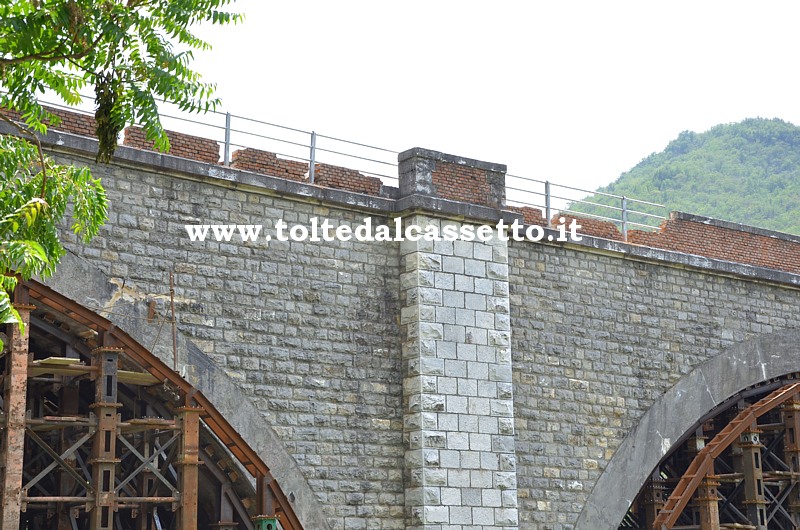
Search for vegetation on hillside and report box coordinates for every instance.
[571,118,800,235]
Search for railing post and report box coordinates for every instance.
[308,131,317,184]
[545,180,551,226]
[223,112,231,166]
[621,196,628,241]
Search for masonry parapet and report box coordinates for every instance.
[627,211,800,274]
[230,148,307,181]
[123,126,221,165]
[398,147,507,209]
[2,104,97,138]
[7,104,800,281]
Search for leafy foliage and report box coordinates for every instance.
[0,0,242,161]
[0,134,107,336]
[0,0,240,344]
[573,118,800,235]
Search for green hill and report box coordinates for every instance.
[572,118,800,235]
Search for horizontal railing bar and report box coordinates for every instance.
[507,173,666,208]
[562,208,661,229]
[315,132,399,154]
[227,128,311,150]
[37,100,94,115]
[223,145,397,181]
[549,195,666,219]
[505,202,661,230]
[624,208,669,220]
[229,113,311,135]
[506,200,546,210]
[549,194,618,207]
[618,197,666,208]
[312,146,396,166]
[509,175,623,198]
[505,187,545,197]
[158,113,226,131]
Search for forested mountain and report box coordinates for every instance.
[573,118,800,235]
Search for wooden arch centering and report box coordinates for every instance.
[0,280,304,530]
[653,381,800,530]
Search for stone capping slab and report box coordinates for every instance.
[672,211,800,244]
[557,230,800,288]
[10,122,800,288]
[398,146,508,173]
[395,194,520,224]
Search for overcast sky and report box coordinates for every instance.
[185,1,800,202]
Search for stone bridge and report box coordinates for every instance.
[4,111,800,530]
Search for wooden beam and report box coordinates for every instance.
[177,405,203,530]
[0,303,34,529]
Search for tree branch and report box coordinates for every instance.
[0,31,105,66]
[0,110,50,197]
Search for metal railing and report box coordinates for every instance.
[506,173,667,240]
[32,95,401,185]
[29,95,667,238]
[207,110,400,184]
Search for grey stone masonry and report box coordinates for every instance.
[26,123,800,530]
[401,214,518,530]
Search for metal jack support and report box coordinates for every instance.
[253,472,281,529]
[784,398,800,525]
[90,347,123,530]
[732,423,767,530]
[253,514,281,530]
[642,467,665,530]
[693,473,721,530]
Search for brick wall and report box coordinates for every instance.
[431,162,493,206]
[315,164,383,195]
[536,212,800,276]
[230,148,308,181]
[398,148,507,210]
[554,211,800,275]
[507,206,547,227]
[123,126,221,165]
[2,105,96,138]
[627,212,800,274]
[557,213,626,241]
[230,148,384,196]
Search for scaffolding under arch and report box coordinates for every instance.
[0,280,302,530]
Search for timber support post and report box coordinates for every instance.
[784,398,800,525]
[0,300,34,528]
[176,401,202,530]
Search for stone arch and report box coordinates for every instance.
[575,328,800,530]
[39,250,331,530]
